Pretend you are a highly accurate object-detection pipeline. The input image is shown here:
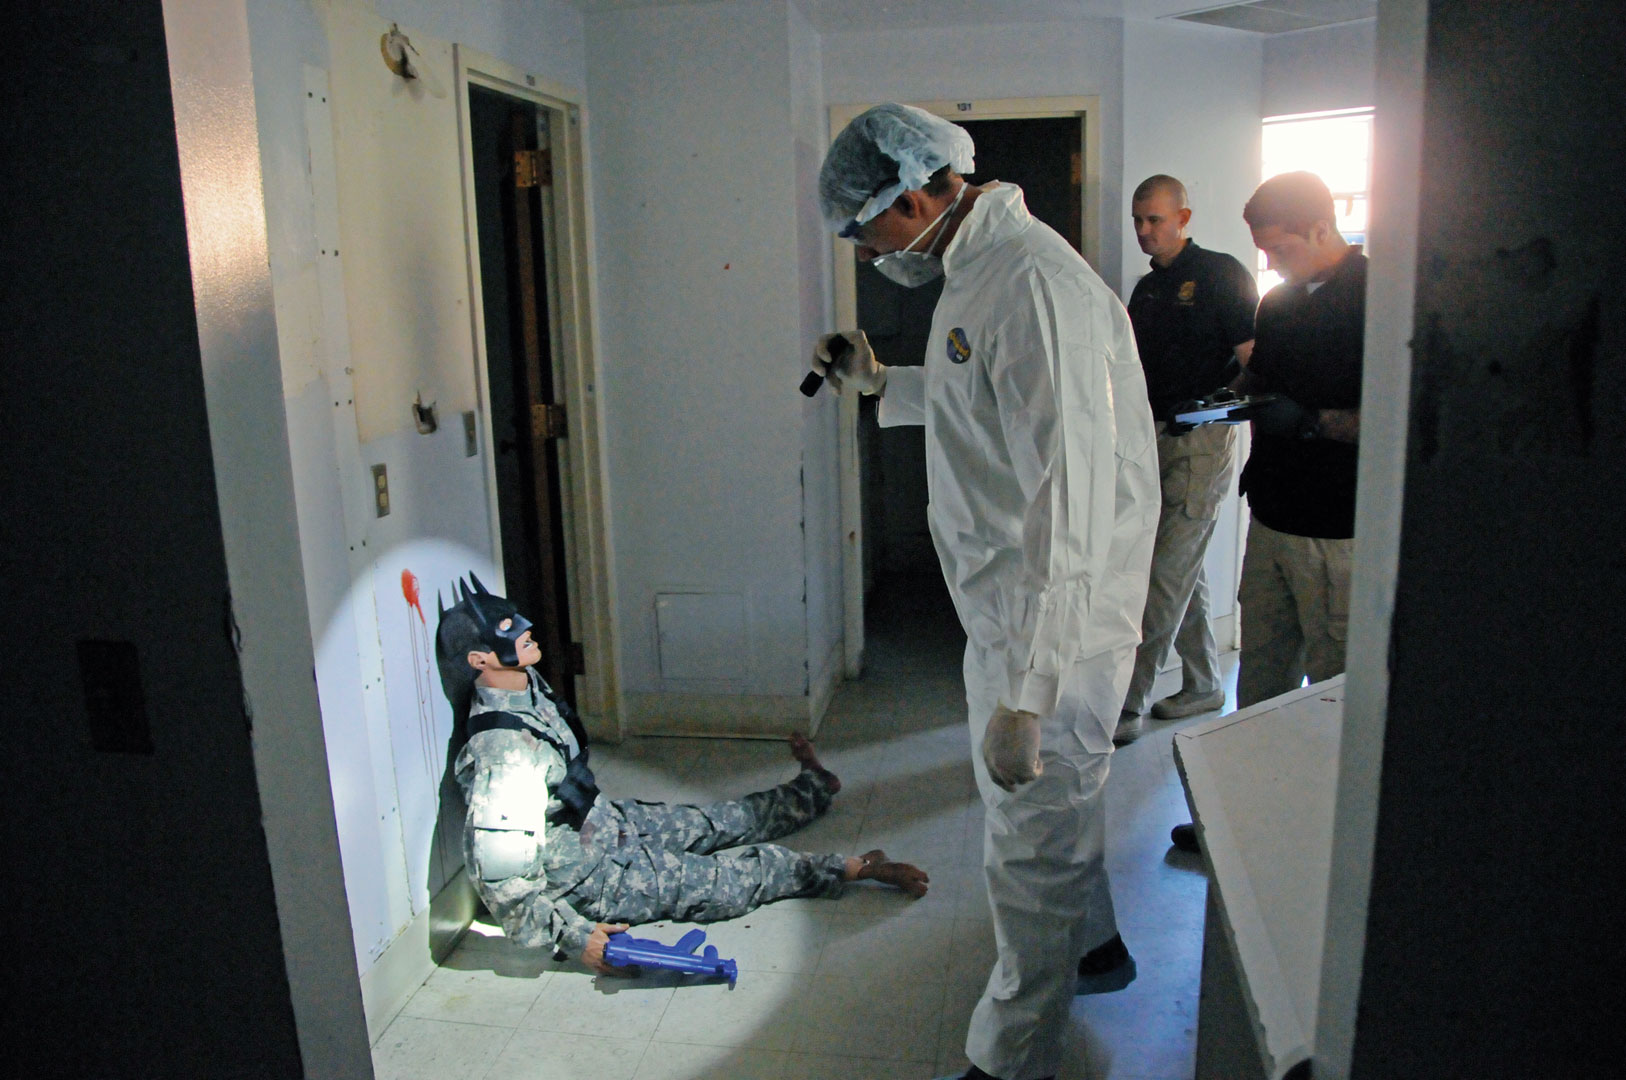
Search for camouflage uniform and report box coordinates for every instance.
[457,672,848,958]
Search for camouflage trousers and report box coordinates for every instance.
[557,767,849,925]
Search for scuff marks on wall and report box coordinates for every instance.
[1493,237,1556,292]
[1411,241,1609,463]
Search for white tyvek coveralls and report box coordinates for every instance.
[879,184,1158,1079]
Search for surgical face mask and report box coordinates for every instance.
[870,183,966,288]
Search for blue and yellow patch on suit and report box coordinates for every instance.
[946,326,972,364]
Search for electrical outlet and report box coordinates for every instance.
[372,463,390,517]
[463,410,478,457]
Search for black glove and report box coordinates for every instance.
[1240,395,1319,439]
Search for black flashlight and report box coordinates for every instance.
[800,334,854,397]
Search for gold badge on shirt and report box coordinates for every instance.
[1177,280,1197,305]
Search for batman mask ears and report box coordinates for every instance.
[450,573,533,668]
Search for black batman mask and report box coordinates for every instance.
[439,572,533,667]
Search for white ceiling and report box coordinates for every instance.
[567,2,1255,34]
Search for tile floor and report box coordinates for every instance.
[373,578,1237,1080]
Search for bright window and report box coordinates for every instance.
[1257,107,1373,293]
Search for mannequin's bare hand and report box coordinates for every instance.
[582,923,632,976]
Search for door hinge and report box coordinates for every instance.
[514,148,553,189]
[570,642,586,676]
[531,402,568,439]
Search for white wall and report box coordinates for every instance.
[586,0,822,734]
[790,2,844,711]
[378,0,585,91]
[1121,19,1262,295]
[244,0,588,1021]
[1262,20,1376,118]
[1121,18,1264,629]
[821,15,1126,291]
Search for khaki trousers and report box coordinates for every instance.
[1236,518,1353,708]
[1122,423,1237,716]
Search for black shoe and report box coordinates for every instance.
[1076,932,1136,994]
[1170,822,1200,853]
[936,1069,1053,1080]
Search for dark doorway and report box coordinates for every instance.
[855,114,1085,632]
[468,86,577,704]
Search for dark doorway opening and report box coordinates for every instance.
[468,85,577,704]
[855,114,1085,638]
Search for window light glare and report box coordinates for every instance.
[1256,107,1374,292]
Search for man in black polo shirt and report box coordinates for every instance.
[1115,175,1257,745]
[1232,171,1365,708]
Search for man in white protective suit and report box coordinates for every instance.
[811,104,1159,1080]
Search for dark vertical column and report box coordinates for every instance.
[0,3,306,1076]
[1352,3,1625,1076]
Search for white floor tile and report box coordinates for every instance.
[399,960,551,1028]
[450,931,568,980]
[633,1042,799,1080]
[1070,927,1202,1080]
[483,1030,647,1080]
[522,971,676,1042]
[816,911,958,983]
[945,917,999,988]
[855,806,968,867]
[789,1051,947,1079]
[789,972,947,1062]
[649,970,803,1051]
[370,1015,510,1080]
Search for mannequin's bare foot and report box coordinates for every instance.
[844,849,929,898]
[789,732,840,795]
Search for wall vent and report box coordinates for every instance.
[1170,0,1376,34]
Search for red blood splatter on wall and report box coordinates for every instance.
[402,568,424,623]
[402,568,437,777]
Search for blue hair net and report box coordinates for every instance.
[818,103,976,236]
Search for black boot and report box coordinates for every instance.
[1076,932,1136,994]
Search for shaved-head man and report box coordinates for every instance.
[1115,175,1258,746]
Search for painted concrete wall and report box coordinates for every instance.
[585,0,820,733]
[243,0,588,1015]
[822,14,1128,292]
[1262,20,1376,118]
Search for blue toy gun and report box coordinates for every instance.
[603,929,739,986]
